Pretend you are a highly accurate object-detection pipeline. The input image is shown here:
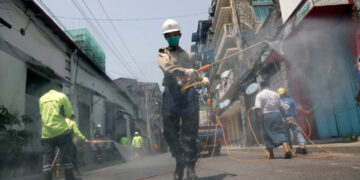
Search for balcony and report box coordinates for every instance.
[213,7,232,43]
[191,44,198,53]
[214,24,236,63]
[213,0,231,30]
[192,53,202,62]
[204,50,215,64]
[215,23,234,45]
[217,48,240,75]
[192,32,200,42]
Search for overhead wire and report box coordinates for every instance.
[70,0,140,79]
[38,0,67,31]
[38,0,137,78]
[96,0,148,81]
[79,0,146,80]
[53,12,208,22]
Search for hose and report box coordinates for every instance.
[286,120,334,159]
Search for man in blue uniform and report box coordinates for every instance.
[278,88,309,154]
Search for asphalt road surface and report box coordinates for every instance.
[83,149,360,180]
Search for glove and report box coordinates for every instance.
[202,77,210,87]
[184,69,199,81]
[285,118,291,124]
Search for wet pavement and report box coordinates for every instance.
[83,144,360,180]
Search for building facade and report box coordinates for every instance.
[192,0,360,146]
[114,78,163,153]
[0,0,137,177]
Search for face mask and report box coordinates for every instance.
[167,36,180,46]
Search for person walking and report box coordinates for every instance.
[158,19,209,180]
[253,80,291,159]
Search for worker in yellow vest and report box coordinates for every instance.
[132,131,143,157]
[39,80,79,180]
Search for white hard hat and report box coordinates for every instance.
[162,19,181,34]
[134,131,139,135]
[97,124,101,128]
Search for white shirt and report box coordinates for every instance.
[254,88,282,114]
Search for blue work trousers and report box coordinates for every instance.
[286,116,306,146]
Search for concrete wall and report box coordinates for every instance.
[0,2,68,79]
[0,50,27,115]
[74,59,135,116]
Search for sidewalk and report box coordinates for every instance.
[223,140,360,154]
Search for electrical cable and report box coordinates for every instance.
[70,0,140,79]
[79,0,144,80]
[54,12,208,22]
[97,0,148,81]
[39,0,135,78]
[286,120,334,159]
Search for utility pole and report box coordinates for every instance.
[145,86,153,153]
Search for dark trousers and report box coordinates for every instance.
[162,83,199,164]
[70,143,79,173]
[41,130,75,178]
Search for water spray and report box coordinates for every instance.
[86,140,114,143]
[197,41,268,72]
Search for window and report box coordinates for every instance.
[252,0,273,22]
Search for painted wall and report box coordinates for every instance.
[0,50,27,115]
[0,2,68,79]
[74,59,135,117]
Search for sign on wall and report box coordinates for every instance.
[313,0,352,7]
[279,0,303,23]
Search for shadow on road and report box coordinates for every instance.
[199,173,237,180]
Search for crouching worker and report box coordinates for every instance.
[66,115,87,175]
[253,80,292,159]
[39,81,80,180]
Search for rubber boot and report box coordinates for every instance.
[186,163,198,180]
[43,172,52,180]
[174,160,185,180]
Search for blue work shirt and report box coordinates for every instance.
[281,97,298,117]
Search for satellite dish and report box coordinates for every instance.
[216,84,221,90]
[219,99,231,109]
[245,83,259,95]
[221,70,230,79]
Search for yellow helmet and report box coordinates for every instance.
[277,88,287,95]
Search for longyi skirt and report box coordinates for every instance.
[261,112,289,149]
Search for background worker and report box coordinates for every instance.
[120,136,129,146]
[278,88,309,154]
[132,131,143,151]
[132,131,143,158]
[94,124,103,161]
[39,81,78,180]
[158,19,209,180]
[253,80,291,159]
[65,115,87,175]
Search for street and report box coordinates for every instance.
[83,146,360,180]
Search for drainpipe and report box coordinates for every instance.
[70,49,78,122]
